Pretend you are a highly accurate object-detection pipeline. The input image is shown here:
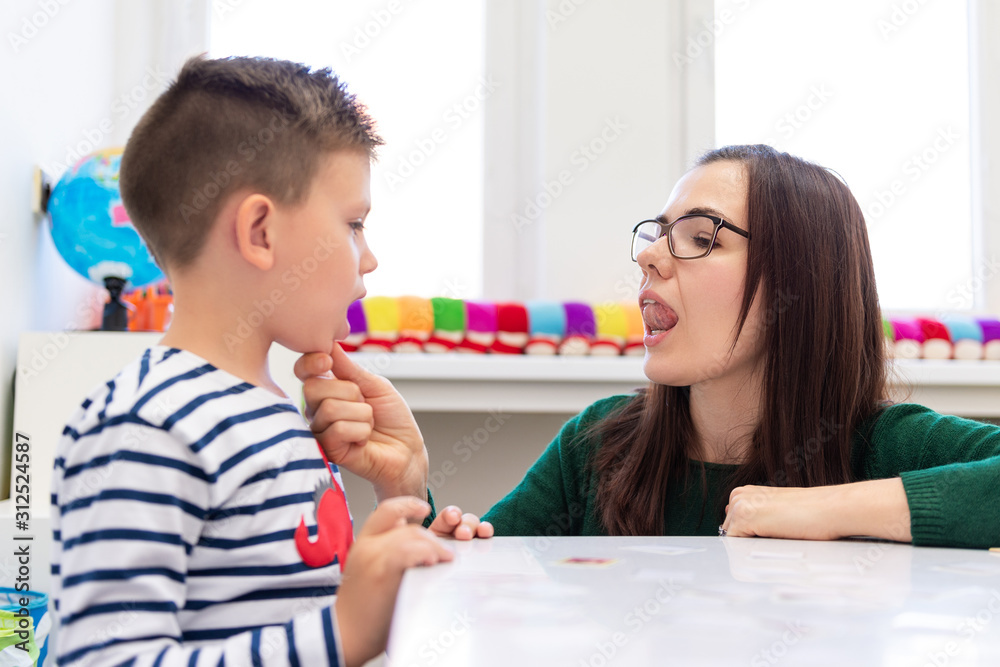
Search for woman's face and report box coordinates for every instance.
[637,160,765,388]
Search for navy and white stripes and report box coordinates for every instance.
[51,346,347,666]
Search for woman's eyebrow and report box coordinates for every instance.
[656,206,728,223]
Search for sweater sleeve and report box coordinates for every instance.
[482,396,629,536]
[52,420,347,667]
[861,403,1000,549]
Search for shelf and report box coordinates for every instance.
[15,332,1000,416]
[334,353,1000,416]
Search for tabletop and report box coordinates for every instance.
[387,536,1000,666]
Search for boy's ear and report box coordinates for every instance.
[234,194,276,271]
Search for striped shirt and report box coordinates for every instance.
[51,346,350,666]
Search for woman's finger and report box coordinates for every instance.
[311,396,374,434]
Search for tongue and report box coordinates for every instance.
[643,302,678,332]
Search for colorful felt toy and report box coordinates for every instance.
[916,317,952,360]
[978,318,1000,360]
[882,318,895,355]
[425,297,466,352]
[941,316,983,361]
[343,298,1000,359]
[492,302,529,354]
[359,296,398,352]
[559,302,596,355]
[458,301,498,353]
[340,300,367,352]
[394,296,434,353]
[524,301,564,355]
[622,300,645,356]
[889,318,923,359]
[882,315,1000,360]
[591,302,627,356]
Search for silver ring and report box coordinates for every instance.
[718,525,727,537]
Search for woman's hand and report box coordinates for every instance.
[296,343,428,502]
[721,478,912,542]
[428,505,495,540]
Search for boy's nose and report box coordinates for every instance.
[360,244,378,275]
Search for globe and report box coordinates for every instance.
[47,148,164,288]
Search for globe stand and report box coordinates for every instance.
[102,276,129,331]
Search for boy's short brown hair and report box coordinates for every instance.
[120,55,383,272]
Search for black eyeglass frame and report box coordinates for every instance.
[630,214,751,261]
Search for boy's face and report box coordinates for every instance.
[270,150,376,353]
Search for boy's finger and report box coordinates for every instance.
[329,343,388,395]
[359,496,431,537]
[392,528,455,568]
[294,352,333,381]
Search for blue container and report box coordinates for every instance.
[0,588,49,666]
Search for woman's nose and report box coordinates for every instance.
[636,236,674,279]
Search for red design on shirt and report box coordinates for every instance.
[295,444,354,570]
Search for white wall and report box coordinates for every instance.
[1,0,118,498]
[972,0,1000,316]
[543,1,679,303]
[483,0,716,303]
[484,0,1000,314]
[0,0,207,498]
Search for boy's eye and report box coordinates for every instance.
[349,221,365,233]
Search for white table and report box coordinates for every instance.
[387,536,1000,666]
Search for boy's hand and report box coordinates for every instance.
[296,344,429,502]
[429,505,495,540]
[335,496,453,667]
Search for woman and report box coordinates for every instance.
[298,145,1000,548]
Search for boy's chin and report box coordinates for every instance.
[333,323,351,345]
[276,333,337,356]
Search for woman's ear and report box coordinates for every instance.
[234,194,276,271]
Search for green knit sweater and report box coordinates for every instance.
[482,395,1000,549]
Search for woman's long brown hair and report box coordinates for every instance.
[592,145,888,536]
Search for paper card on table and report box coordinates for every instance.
[621,545,707,556]
[554,557,619,567]
[771,586,851,605]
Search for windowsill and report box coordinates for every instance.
[337,352,1000,416]
[16,332,1000,416]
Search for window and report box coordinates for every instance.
[210,0,486,299]
[714,0,973,311]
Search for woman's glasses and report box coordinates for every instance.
[631,215,750,261]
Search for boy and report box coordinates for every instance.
[51,55,488,667]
